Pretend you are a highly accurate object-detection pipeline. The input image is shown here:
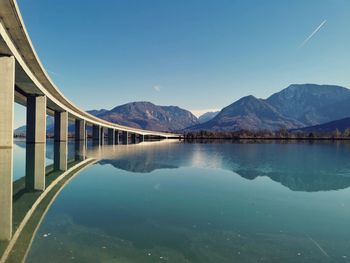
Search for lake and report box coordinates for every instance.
[8,140,350,262]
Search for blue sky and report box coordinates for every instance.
[14,0,350,127]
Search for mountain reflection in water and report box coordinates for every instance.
[90,140,350,192]
[3,140,350,263]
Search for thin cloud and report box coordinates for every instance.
[153,85,161,92]
[299,20,327,48]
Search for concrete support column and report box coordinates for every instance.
[26,95,46,191]
[0,56,15,148]
[139,134,145,142]
[0,57,14,240]
[54,111,68,142]
[107,128,114,144]
[122,131,128,145]
[100,127,105,145]
[26,143,46,191]
[75,119,86,141]
[0,148,13,240]
[131,133,136,144]
[54,142,67,171]
[92,125,101,144]
[115,130,120,144]
[26,95,47,143]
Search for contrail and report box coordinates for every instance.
[299,20,327,48]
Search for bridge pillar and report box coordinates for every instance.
[92,125,101,144]
[100,127,105,145]
[26,143,46,191]
[54,141,67,171]
[26,95,47,143]
[54,111,68,142]
[75,119,86,141]
[0,148,13,240]
[115,130,120,144]
[131,133,136,144]
[107,128,114,144]
[0,57,14,240]
[26,95,46,191]
[122,131,128,145]
[139,134,145,142]
[0,56,15,148]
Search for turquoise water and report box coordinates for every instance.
[12,140,350,262]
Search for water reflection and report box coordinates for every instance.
[0,148,13,241]
[2,140,350,262]
[91,141,350,192]
[25,140,350,263]
[54,142,67,172]
[0,137,171,262]
[0,140,92,263]
[74,141,86,162]
[25,143,46,191]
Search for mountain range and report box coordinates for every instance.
[15,102,199,135]
[189,95,303,131]
[94,102,198,132]
[187,84,350,131]
[14,84,350,134]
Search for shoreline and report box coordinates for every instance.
[183,137,350,141]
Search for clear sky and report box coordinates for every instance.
[14,0,350,127]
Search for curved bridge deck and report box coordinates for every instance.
[0,0,181,256]
[0,0,180,140]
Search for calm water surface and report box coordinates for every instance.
[12,140,350,262]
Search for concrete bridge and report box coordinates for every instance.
[0,0,180,243]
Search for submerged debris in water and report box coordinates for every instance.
[308,236,330,258]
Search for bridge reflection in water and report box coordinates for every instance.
[0,137,167,263]
[0,140,94,263]
[2,140,350,262]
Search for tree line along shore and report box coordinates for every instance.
[183,128,350,140]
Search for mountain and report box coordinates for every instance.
[15,84,350,134]
[97,102,198,132]
[291,117,350,133]
[267,84,350,126]
[14,125,26,135]
[14,102,198,134]
[188,95,303,131]
[198,111,219,123]
[87,109,108,117]
[15,117,55,136]
[188,84,350,132]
